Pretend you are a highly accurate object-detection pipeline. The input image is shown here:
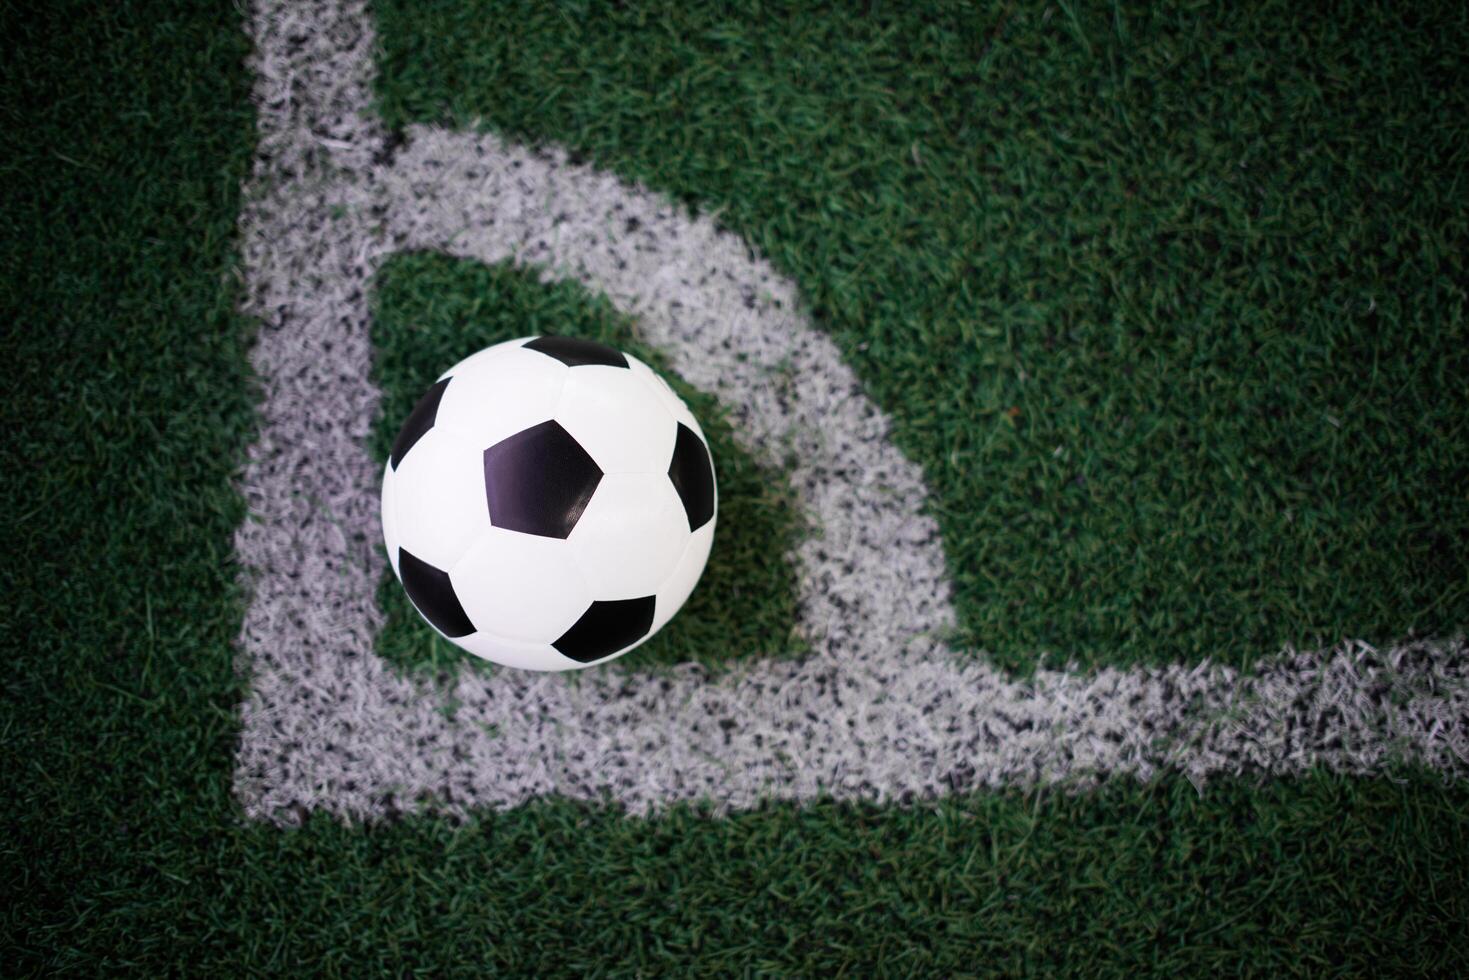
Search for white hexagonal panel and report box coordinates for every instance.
[434,344,568,454]
[391,425,491,571]
[651,519,716,634]
[626,354,701,435]
[380,460,401,578]
[436,336,537,382]
[555,362,676,474]
[450,527,593,643]
[455,631,582,672]
[567,472,688,600]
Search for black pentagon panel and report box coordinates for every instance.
[553,596,656,663]
[667,422,715,532]
[398,547,476,638]
[483,420,603,538]
[523,335,628,369]
[390,377,451,471]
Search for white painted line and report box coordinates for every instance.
[231,0,1468,824]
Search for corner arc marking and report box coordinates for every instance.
[230,0,1469,826]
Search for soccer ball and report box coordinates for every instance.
[380,335,717,671]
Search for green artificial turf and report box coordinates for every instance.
[0,0,261,966]
[370,253,808,679]
[376,0,1469,675]
[2,0,1468,973]
[33,774,1469,976]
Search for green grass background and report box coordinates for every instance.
[377,0,1469,674]
[3,0,1468,973]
